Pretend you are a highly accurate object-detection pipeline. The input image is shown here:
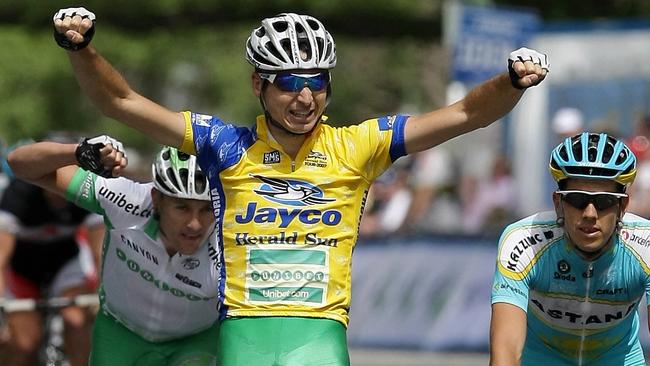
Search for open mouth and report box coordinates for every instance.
[181,233,202,241]
[579,227,599,235]
[289,109,314,119]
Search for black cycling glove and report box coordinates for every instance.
[75,135,125,178]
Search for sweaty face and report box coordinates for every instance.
[553,179,628,258]
[153,192,215,256]
[254,72,328,135]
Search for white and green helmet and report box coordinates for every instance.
[152,146,210,201]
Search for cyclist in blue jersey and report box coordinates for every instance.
[52,7,548,366]
[7,136,223,365]
[490,132,649,366]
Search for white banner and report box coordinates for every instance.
[349,238,650,351]
[349,238,496,350]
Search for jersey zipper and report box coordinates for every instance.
[578,262,593,366]
[291,160,296,172]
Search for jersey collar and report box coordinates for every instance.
[254,114,328,152]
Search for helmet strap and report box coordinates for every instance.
[325,83,332,108]
[615,207,625,230]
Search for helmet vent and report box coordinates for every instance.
[162,149,171,160]
[195,171,207,194]
[166,167,182,191]
[272,21,288,32]
[307,19,320,30]
[251,50,269,67]
[295,23,306,36]
[558,147,568,161]
[550,159,560,170]
[316,38,324,58]
[155,173,174,193]
[298,40,312,61]
[564,166,618,178]
[179,168,189,189]
[573,143,584,161]
[586,146,600,162]
[178,152,190,161]
[255,27,265,37]
[266,41,285,63]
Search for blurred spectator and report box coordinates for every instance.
[0,180,101,366]
[552,107,584,141]
[627,115,650,159]
[399,147,463,234]
[0,133,101,366]
[461,154,517,235]
[359,158,413,237]
[120,147,152,182]
[0,137,8,201]
[626,115,650,218]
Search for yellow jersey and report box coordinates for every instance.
[184,112,408,326]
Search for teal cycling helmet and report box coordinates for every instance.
[549,132,637,187]
[152,146,210,201]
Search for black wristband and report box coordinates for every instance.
[508,59,525,90]
[53,22,95,51]
[75,138,111,177]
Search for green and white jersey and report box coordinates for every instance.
[66,168,222,342]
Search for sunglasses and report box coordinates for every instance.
[556,190,628,210]
[259,72,330,92]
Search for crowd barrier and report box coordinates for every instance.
[348,235,650,351]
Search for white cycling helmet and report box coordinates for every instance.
[246,13,337,71]
[152,146,210,201]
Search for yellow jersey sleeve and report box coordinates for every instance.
[179,111,196,155]
[334,115,408,182]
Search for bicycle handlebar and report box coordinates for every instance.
[0,294,99,313]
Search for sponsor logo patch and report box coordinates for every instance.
[182,257,200,270]
[251,175,335,206]
[263,151,281,165]
[192,113,212,127]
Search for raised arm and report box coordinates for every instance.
[490,302,527,366]
[7,136,127,196]
[53,8,186,148]
[404,48,549,154]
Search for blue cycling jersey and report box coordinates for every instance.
[492,211,650,366]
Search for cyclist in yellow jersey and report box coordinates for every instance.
[52,7,549,366]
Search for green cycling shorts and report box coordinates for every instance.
[90,310,219,366]
[218,316,349,366]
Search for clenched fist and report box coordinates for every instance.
[507,47,550,90]
[53,7,96,51]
